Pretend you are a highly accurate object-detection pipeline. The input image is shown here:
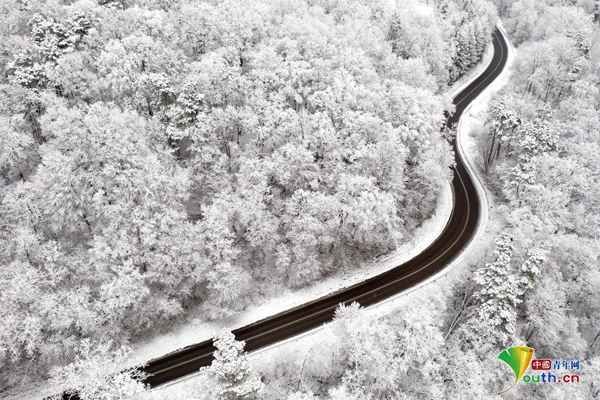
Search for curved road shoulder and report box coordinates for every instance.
[53,25,514,399]
[138,26,513,389]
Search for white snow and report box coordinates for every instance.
[249,21,518,359]
[128,181,454,366]
[352,22,517,325]
[447,41,494,100]
[236,23,519,389]
[128,24,515,374]
[144,25,518,395]
[127,24,508,370]
[6,24,516,400]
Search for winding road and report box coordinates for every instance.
[57,26,509,398]
[139,26,509,388]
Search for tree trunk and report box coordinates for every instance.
[591,329,600,350]
[485,128,499,174]
[82,212,93,234]
[445,289,471,340]
[525,324,536,342]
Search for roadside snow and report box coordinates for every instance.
[239,24,518,391]
[144,26,517,395]
[129,181,453,365]
[141,180,452,393]
[245,21,518,373]
[362,22,518,317]
[128,26,511,370]
[447,42,494,100]
[7,26,514,400]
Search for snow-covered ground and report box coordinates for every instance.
[253,23,516,388]
[249,20,517,373]
[146,26,517,395]
[128,28,511,370]
[7,26,513,400]
[128,181,454,366]
[447,42,494,100]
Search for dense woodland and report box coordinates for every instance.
[4,0,597,399]
[226,1,599,400]
[0,0,498,393]
[133,1,600,399]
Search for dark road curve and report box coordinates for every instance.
[57,27,508,399]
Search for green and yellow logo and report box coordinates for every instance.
[498,345,535,382]
[497,345,535,392]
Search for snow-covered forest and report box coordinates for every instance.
[0,0,498,393]
[1,0,598,399]
[246,1,600,399]
[483,0,600,357]
[230,1,600,399]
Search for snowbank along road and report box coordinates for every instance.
[57,26,509,399]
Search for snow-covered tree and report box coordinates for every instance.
[387,2,451,85]
[453,235,542,351]
[478,2,599,395]
[0,116,35,182]
[48,341,145,400]
[200,332,264,400]
[328,303,445,400]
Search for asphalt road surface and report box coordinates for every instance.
[58,26,509,399]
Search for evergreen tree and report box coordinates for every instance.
[202,332,264,400]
